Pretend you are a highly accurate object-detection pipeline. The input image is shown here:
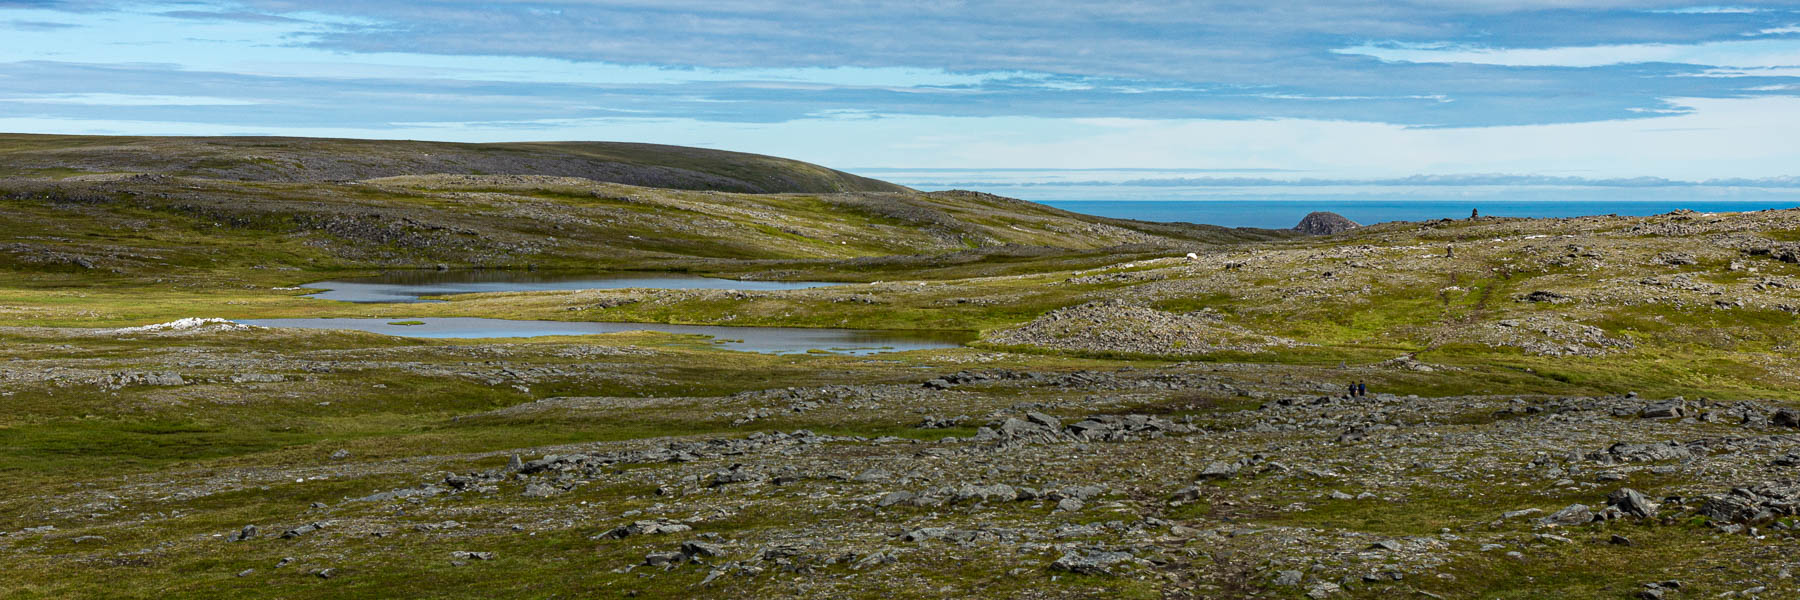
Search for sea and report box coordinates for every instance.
[857,168,1800,229]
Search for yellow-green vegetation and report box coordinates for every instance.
[4,135,1800,599]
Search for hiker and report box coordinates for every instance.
[1347,383,1357,399]
[1357,382,1367,397]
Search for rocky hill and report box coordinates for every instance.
[1293,211,1360,235]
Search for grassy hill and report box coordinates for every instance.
[0,136,1293,280]
[0,134,907,194]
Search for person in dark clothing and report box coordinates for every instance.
[1347,383,1356,399]
[1357,382,1367,397]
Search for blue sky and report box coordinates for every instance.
[2,1,1800,180]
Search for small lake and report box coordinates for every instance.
[237,317,972,355]
[301,271,844,303]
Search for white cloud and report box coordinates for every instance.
[0,93,259,106]
[1339,38,1800,68]
[2,96,1796,181]
[1652,6,1766,14]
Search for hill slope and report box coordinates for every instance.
[0,172,1290,279]
[0,134,907,194]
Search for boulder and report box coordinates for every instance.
[1639,398,1686,419]
[227,525,258,542]
[1606,488,1660,519]
[1049,549,1137,575]
[680,541,725,558]
[1197,461,1240,480]
[280,522,323,539]
[1292,212,1360,235]
[1539,504,1594,526]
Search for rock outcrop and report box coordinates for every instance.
[1293,211,1360,235]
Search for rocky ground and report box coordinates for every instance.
[4,323,1800,599]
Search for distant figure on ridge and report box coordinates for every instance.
[1470,208,1480,219]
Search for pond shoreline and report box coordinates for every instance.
[236,317,973,355]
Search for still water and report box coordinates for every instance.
[238,317,972,355]
[302,271,843,303]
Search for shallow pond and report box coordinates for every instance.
[301,271,843,303]
[237,317,972,355]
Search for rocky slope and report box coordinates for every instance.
[3,327,1798,598]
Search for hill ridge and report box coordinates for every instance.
[0,133,907,195]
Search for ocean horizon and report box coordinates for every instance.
[860,168,1800,229]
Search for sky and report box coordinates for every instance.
[2,1,1800,182]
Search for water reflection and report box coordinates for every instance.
[301,271,844,303]
[238,317,971,355]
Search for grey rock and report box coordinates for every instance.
[902,527,952,542]
[1501,508,1543,520]
[1697,482,1800,524]
[1274,570,1305,586]
[1049,549,1137,575]
[1197,461,1239,480]
[681,541,725,558]
[709,464,761,487]
[851,468,892,483]
[521,482,561,498]
[596,519,693,540]
[1640,398,1686,419]
[1539,504,1594,526]
[228,525,258,542]
[280,522,323,539]
[954,483,1018,503]
[450,551,494,561]
[1607,488,1660,519]
[644,551,686,567]
[1293,212,1359,235]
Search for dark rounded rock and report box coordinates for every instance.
[1292,212,1361,235]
